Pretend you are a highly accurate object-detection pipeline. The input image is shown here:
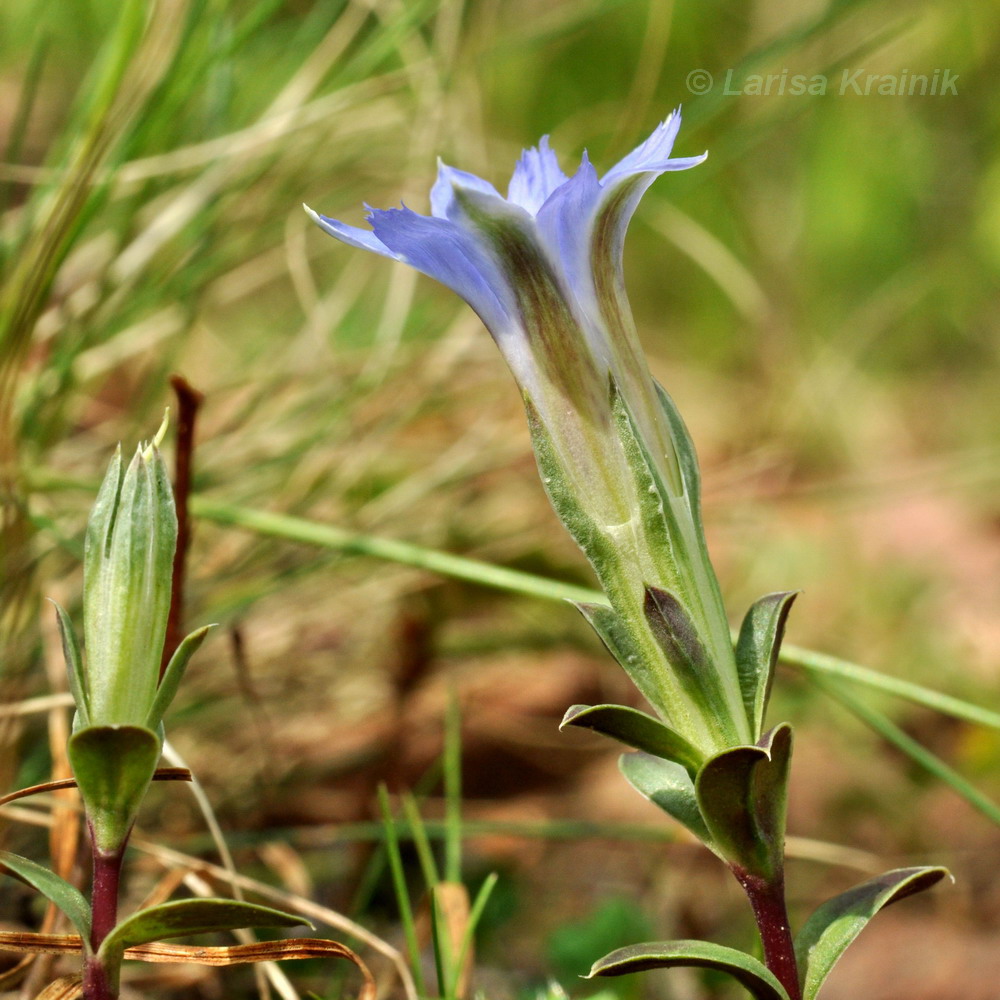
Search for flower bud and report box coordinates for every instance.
[82,438,176,726]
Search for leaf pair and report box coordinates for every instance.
[56,602,212,851]
[587,867,948,1000]
[617,723,792,880]
[0,851,312,994]
[55,601,212,735]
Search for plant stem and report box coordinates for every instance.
[733,868,801,1000]
[84,835,125,1000]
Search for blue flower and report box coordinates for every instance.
[306,112,704,496]
[308,114,757,757]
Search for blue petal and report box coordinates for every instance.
[602,111,694,183]
[507,136,569,215]
[535,153,604,322]
[306,206,396,258]
[367,205,516,339]
[590,111,707,302]
[430,162,502,220]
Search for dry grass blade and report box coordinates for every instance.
[0,932,80,956]
[33,974,82,999]
[132,837,417,1000]
[0,933,375,1000]
[0,769,192,808]
[432,883,472,1000]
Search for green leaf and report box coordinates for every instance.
[561,704,704,775]
[0,850,92,945]
[795,866,950,1000]
[147,624,215,729]
[695,723,792,878]
[736,592,798,738]
[98,898,307,963]
[68,724,161,852]
[51,600,89,727]
[643,586,735,738]
[586,938,790,1000]
[619,752,714,850]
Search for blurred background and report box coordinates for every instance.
[1,0,999,997]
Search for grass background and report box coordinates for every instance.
[1,0,999,997]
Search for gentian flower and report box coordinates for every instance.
[308,112,764,765]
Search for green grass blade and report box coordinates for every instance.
[402,793,440,889]
[189,496,602,604]
[781,642,1000,732]
[377,784,426,996]
[430,887,453,1000]
[811,676,1000,828]
[444,689,462,885]
[28,479,1000,739]
[187,496,1000,734]
[451,871,499,996]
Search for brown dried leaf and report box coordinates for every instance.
[435,882,471,1000]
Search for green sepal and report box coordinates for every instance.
[523,395,613,570]
[574,601,669,722]
[51,600,89,727]
[736,592,798,738]
[561,704,704,775]
[795,866,950,1000]
[586,938,791,1000]
[608,376,682,559]
[619,752,715,851]
[97,898,308,991]
[643,585,735,742]
[652,380,703,517]
[0,850,92,946]
[695,723,793,879]
[146,624,215,730]
[68,724,161,852]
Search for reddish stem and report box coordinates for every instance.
[733,867,801,1000]
[84,835,125,999]
[160,374,204,676]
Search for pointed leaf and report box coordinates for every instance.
[643,586,734,734]
[736,592,798,737]
[561,704,704,774]
[574,601,672,719]
[619,752,714,850]
[68,724,160,852]
[51,601,89,727]
[696,723,792,878]
[147,624,215,729]
[98,898,308,966]
[795,866,950,1000]
[0,851,91,943]
[587,939,790,1000]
